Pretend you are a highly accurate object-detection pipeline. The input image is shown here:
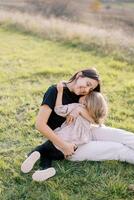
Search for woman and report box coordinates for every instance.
[21,68,134,181]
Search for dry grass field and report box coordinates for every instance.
[0,0,134,33]
[0,1,134,64]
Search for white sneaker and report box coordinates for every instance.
[32,167,56,181]
[21,151,40,173]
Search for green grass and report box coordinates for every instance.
[0,26,134,200]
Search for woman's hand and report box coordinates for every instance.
[62,142,77,158]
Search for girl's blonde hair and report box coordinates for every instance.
[85,92,108,125]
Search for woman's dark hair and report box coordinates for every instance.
[68,68,101,92]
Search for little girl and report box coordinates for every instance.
[21,82,108,181]
[53,82,108,150]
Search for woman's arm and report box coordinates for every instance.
[35,104,76,156]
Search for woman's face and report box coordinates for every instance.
[73,76,98,95]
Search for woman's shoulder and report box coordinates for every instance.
[44,85,57,95]
[41,85,58,108]
[46,84,57,91]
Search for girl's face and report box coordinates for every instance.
[73,76,98,95]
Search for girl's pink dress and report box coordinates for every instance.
[54,103,98,147]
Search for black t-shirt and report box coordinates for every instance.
[41,85,80,130]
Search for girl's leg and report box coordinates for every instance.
[91,126,134,150]
[69,141,134,164]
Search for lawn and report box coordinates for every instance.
[0,26,134,200]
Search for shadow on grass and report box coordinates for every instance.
[1,69,71,85]
[2,23,134,66]
[19,70,71,80]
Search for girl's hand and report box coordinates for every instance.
[66,114,75,125]
[57,81,64,92]
[66,107,80,125]
[62,142,77,157]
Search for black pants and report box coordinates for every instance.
[28,140,65,169]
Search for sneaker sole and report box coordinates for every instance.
[32,167,56,181]
[21,151,40,173]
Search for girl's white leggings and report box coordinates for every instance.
[69,126,134,164]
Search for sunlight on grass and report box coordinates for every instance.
[0,26,134,200]
[0,10,134,64]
